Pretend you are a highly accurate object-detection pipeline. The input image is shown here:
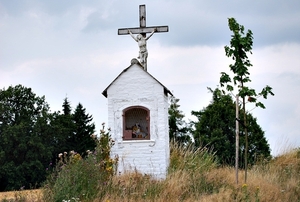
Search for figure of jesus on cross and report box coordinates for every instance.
[128,28,156,70]
[118,5,168,71]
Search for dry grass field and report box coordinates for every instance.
[0,145,299,201]
[0,189,43,202]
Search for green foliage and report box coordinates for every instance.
[70,103,96,156]
[50,98,75,158]
[0,85,98,191]
[43,125,118,202]
[168,96,190,144]
[0,85,53,191]
[191,88,271,167]
[220,18,274,104]
[50,98,96,160]
[62,97,72,115]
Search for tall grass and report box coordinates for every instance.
[249,148,300,201]
[39,133,300,202]
[202,147,300,201]
[42,138,218,202]
[97,141,218,202]
[99,144,300,202]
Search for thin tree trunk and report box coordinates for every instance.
[243,96,248,183]
[235,95,239,184]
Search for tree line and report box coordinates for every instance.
[0,83,271,191]
[0,85,96,191]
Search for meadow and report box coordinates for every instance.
[1,141,299,202]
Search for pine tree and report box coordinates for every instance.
[51,97,75,155]
[191,88,271,167]
[168,96,190,144]
[71,103,96,156]
[62,97,72,115]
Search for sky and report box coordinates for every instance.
[1,0,300,156]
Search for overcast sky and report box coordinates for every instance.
[1,0,300,156]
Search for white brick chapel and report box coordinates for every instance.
[102,58,172,179]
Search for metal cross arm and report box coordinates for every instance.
[118,26,168,35]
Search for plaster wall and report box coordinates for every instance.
[106,64,170,179]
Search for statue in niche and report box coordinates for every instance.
[132,123,147,138]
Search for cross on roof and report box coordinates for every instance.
[118,5,169,37]
[118,5,169,71]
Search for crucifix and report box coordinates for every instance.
[118,5,169,71]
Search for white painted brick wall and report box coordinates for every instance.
[105,63,170,179]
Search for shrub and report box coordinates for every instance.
[42,124,118,202]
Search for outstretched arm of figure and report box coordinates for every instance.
[128,30,138,42]
[145,28,157,40]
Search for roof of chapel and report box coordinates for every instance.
[102,58,173,98]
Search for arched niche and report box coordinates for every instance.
[123,106,150,140]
